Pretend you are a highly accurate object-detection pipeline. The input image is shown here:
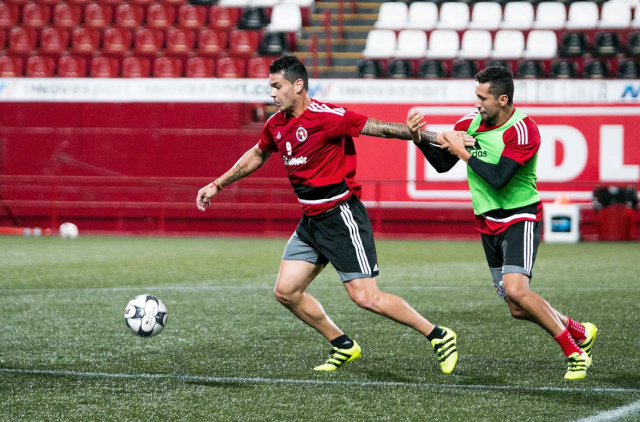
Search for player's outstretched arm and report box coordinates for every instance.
[361,117,439,144]
[196,144,272,211]
[407,111,461,173]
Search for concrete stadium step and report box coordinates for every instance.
[305,65,358,78]
[297,38,366,53]
[315,2,383,14]
[310,13,378,27]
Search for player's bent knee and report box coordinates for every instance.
[349,290,379,312]
[273,286,300,307]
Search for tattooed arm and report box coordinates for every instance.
[196,144,272,211]
[361,118,440,145]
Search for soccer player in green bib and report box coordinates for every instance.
[407,67,598,380]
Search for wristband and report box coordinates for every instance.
[212,179,224,190]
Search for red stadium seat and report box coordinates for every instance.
[4,0,29,5]
[166,28,196,55]
[26,55,56,77]
[58,55,87,77]
[53,3,82,29]
[178,5,207,29]
[0,30,6,49]
[209,6,238,31]
[84,3,114,29]
[216,56,245,78]
[153,56,182,77]
[159,0,187,5]
[22,3,51,29]
[70,27,100,54]
[197,28,227,56]
[228,29,260,56]
[40,0,63,5]
[122,56,151,77]
[103,27,132,56]
[115,4,144,29]
[96,0,123,6]
[134,28,164,55]
[146,4,176,29]
[39,26,70,55]
[0,4,19,29]
[185,56,214,77]
[247,56,270,78]
[8,27,37,55]
[0,56,23,76]
[66,0,92,5]
[90,56,119,77]
[129,0,155,6]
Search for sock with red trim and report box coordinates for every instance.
[554,327,583,357]
[566,317,587,343]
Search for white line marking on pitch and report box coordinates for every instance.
[573,398,640,422]
[2,368,640,395]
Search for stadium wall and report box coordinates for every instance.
[1,78,639,240]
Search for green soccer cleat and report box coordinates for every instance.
[577,322,598,360]
[313,341,361,371]
[430,327,458,374]
[564,351,591,380]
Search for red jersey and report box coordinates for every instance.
[258,99,368,216]
[454,109,542,234]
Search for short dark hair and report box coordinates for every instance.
[269,55,309,91]
[476,66,514,105]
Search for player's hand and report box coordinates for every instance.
[442,131,472,161]
[441,131,476,149]
[406,110,425,144]
[196,183,220,212]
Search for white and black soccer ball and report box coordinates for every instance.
[59,222,79,239]
[124,294,168,337]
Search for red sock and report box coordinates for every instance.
[566,318,587,343]
[554,328,582,357]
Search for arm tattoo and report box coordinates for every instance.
[361,118,439,144]
[220,147,271,186]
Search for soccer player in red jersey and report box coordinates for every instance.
[197,55,472,373]
[407,66,598,380]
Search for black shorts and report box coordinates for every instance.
[481,220,541,298]
[282,195,379,282]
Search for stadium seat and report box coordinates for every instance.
[516,60,544,78]
[166,28,196,55]
[406,2,437,30]
[97,0,124,5]
[374,2,408,30]
[566,2,599,30]
[90,56,119,77]
[8,27,37,55]
[185,56,215,77]
[362,29,396,59]
[84,3,113,29]
[251,0,280,7]
[218,0,251,5]
[617,59,639,78]
[128,0,155,6]
[70,28,100,54]
[146,4,176,29]
[247,56,271,78]
[216,56,246,77]
[22,3,51,28]
[39,27,69,55]
[418,59,447,78]
[197,28,228,56]
[159,0,188,5]
[357,59,384,78]
[4,0,29,4]
[267,4,302,32]
[425,30,459,59]
[387,59,414,78]
[57,55,87,77]
[115,4,144,29]
[0,30,5,49]
[229,29,260,56]
[559,32,588,57]
[134,28,164,55]
[103,27,133,56]
[238,6,268,30]
[66,0,92,6]
[459,30,492,59]
[26,55,55,77]
[627,32,640,57]
[258,32,289,56]
[491,30,525,59]
[599,1,631,29]
[178,5,208,29]
[533,2,566,30]
[523,30,558,59]
[436,2,470,30]
[0,56,23,76]
[583,59,611,78]
[593,32,621,57]
[40,0,63,5]
[189,0,216,4]
[395,29,427,59]
[485,59,512,72]
[468,2,502,30]
[53,3,82,29]
[633,5,640,28]
[549,59,578,78]
[209,6,239,30]
[0,4,19,29]
[122,56,151,77]
[451,59,478,78]
[154,56,187,78]
[501,2,534,30]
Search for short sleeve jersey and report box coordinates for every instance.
[258,99,368,216]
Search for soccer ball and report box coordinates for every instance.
[59,222,79,239]
[124,294,168,337]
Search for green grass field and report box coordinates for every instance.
[0,236,639,422]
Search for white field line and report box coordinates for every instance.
[573,398,640,422]
[2,368,640,395]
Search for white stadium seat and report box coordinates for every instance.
[501,2,534,30]
[406,2,438,30]
[250,0,280,7]
[533,2,567,29]
[395,29,428,58]
[362,29,397,58]
[523,30,558,59]
[436,2,470,30]
[491,30,525,59]
[566,2,599,29]
[634,5,640,27]
[468,2,502,30]
[266,4,302,32]
[458,30,492,59]
[425,29,459,59]
[218,0,251,6]
[599,1,632,28]
[282,0,315,6]
[374,2,408,30]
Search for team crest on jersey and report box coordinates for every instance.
[276,132,282,140]
[295,127,308,142]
